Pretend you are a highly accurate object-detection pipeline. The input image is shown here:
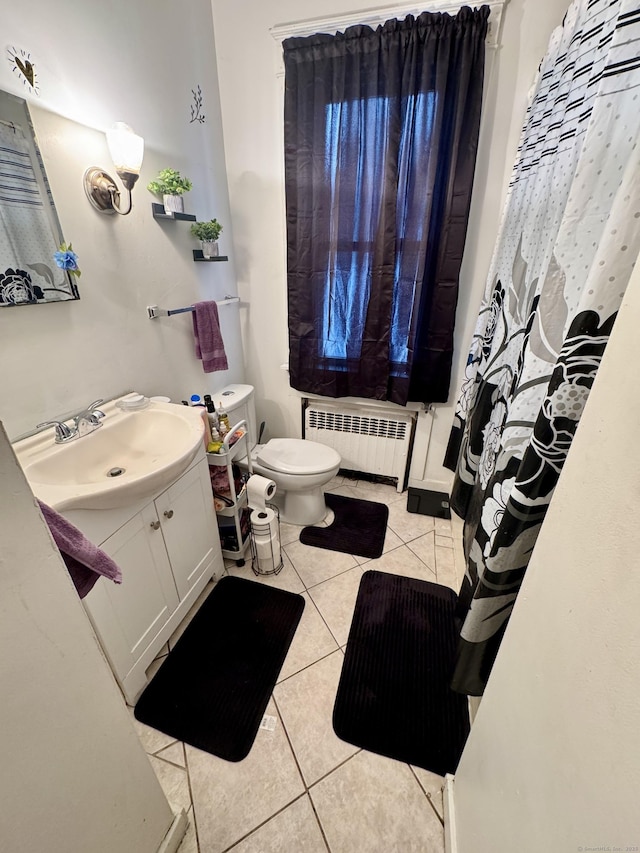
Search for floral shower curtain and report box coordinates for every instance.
[444,0,640,696]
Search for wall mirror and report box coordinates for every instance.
[0,90,79,307]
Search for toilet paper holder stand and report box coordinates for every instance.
[249,502,283,577]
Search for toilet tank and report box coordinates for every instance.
[217,384,257,449]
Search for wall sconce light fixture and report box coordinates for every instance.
[83,123,144,216]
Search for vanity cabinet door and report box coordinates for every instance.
[154,459,220,601]
[84,503,180,682]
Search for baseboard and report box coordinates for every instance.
[443,774,458,853]
[407,476,453,494]
[156,810,188,853]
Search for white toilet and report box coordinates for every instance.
[218,384,341,525]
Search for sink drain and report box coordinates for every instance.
[107,467,126,478]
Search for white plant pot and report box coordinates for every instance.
[201,240,219,258]
[163,194,184,214]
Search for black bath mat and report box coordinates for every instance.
[333,570,470,776]
[134,576,304,762]
[300,493,388,559]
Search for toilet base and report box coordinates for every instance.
[278,487,328,526]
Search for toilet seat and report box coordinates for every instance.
[257,438,340,476]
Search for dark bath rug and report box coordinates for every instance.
[333,570,470,776]
[134,576,304,762]
[300,493,389,559]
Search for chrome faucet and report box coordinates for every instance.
[35,420,76,444]
[37,399,106,444]
[73,399,106,437]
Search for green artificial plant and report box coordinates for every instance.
[147,168,193,197]
[190,219,223,241]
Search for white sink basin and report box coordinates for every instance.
[14,397,205,511]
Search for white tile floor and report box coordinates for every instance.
[131,476,467,853]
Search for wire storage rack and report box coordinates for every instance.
[208,419,252,566]
[250,502,283,576]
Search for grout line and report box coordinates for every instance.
[272,693,308,789]
[283,550,361,593]
[386,522,438,548]
[426,791,446,827]
[276,645,341,686]
[152,754,187,772]
[182,743,202,853]
[408,765,445,826]
[207,699,334,850]
[219,792,309,853]
[286,556,306,591]
[307,792,333,852]
[301,561,363,593]
[301,591,345,654]
[404,542,438,578]
[150,739,179,756]
[273,688,361,791]
[306,748,363,790]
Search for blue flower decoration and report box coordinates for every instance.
[54,243,81,277]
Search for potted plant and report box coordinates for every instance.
[147,168,193,214]
[190,219,223,258]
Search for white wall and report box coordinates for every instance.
[0,424,174,852]
[1,0,243,441]
[210,0,567,491]
[451,259,640,849]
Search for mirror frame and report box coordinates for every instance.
[0,90,80,308]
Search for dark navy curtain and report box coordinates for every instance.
[284,6,490,405]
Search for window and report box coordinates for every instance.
[321,92,436,371]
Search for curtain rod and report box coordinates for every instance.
[271,1,507,49]
[146,297,239,320]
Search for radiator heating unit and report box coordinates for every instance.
[303,400,415,492]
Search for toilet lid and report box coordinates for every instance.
[257,439,341,476]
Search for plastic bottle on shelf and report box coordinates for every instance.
[217,401,231,436]
[206,399,221,441]
[190,394,203,407]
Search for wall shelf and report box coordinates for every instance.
[193,249,229,262]
[151,204,228,261]
[151,202,196,222]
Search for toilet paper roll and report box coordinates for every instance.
[256,534,281,572]
[251,506,281,574]
[247,475,277,510]
[250,507,277,530]
[255,535,278,561]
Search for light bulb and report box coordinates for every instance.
[106,122,144,186]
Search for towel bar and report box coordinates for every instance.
[147,297,240,319]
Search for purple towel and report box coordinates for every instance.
[192,301,228,373]
[38,500,123,599]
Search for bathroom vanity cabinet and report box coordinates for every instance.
[64,454,222,705]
